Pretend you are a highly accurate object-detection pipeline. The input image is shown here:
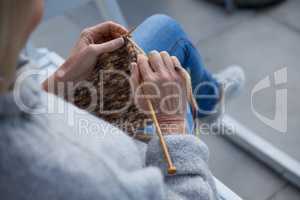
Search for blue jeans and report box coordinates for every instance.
[133,14,220,133]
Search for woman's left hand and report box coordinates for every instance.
[131,51,188,134]
[43,21,128,92]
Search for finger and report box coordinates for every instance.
[148,50,166,73]
[130,62,147,112]
[171,56,190,81]
[171,56,198,116]
[160,51,175,74]
[85,21,128,42]
[90,37,124,55]
[137,54,155,81]
[171,56,182,69]
[130,62,141,92]
[171,56,188,74]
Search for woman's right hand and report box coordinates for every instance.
[131,51,188,134]
[43,21,128,93]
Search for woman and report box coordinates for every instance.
[0,0,243,199]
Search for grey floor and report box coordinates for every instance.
[31,0,300,199]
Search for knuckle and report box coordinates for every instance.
[80,28,91,38]
[80,29,94,43]
[105,21,115,27]
[85,45,97,55]
[160,73,172,82]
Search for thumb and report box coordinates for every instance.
[130,62,141,93]
[91,37,125,55]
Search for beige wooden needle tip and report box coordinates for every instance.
[168,166,177,175]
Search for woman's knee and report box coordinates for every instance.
[144,14,183,33]
[146,14,176,24]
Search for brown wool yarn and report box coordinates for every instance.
[74,36,152,142]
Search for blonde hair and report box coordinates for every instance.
[0,0,33,90]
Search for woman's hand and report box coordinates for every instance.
[131,51,188,134]
[43,21,128,92]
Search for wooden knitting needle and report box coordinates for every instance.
[123,29,176,174]
[124,26,137,37]
[146,99,177,175]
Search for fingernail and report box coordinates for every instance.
[115,37,124,45]
[111,37,124,47]
[149,50,158,56]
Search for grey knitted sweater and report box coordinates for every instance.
[0,78,217,200]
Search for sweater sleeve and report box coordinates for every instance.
[146,135,218,200]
